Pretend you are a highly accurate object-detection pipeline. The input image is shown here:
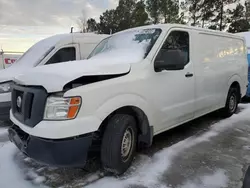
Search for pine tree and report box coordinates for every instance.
[131,0,149,27]
[87,18,97,32]
[97,0,149,34]
[98,9,119,34]
[213,0,239,31]
[228,19,250,33]
[116,0,136,31]
[228,3,250,33]
[200,0,215,28]
[159,0,180,24]
[229,3,245,22]
[146,0,161,24]
[182,0,203,26]
[245,0,250,22]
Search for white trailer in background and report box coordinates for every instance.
[0,33,108,120]
[0,51,23,69]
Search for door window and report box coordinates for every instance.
[46,47,76,65]
[155,31,190,71]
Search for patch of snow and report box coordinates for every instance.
[0,35,65,83]
[235,128,244,133]
[14,60,131,92]
[0,143,46,188]
[180,170,228,188]
[25,170,46,185]
[0,143,4,149]
[0,127,7,137]
[87,104,250,188]
[243,145,250,150]
[90,48,145,65]
[12,34,69,68]
[237,137,250,142]
[33,176,46,185]
[89,28,161,62]
[24,157,32,163]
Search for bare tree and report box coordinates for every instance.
[77,10,87,33]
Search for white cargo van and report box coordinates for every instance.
[9,24,248,175]
[0,33,107,120]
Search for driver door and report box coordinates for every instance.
[153,29,195,131]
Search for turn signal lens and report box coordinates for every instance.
[67,97,81,119]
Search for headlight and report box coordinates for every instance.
[0,81,13,93]
[44,96,81,120]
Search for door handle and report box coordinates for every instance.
[185,72,193,78]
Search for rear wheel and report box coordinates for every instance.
[221,87,240,117]
[101,114,137,175]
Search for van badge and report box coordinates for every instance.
[17,96,22,108]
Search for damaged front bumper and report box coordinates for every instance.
[8,125,94,167]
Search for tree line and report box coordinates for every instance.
[78,0,250,34]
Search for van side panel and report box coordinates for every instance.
[194,32,247,117]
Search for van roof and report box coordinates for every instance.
[44,33,109,45]
[114,24,244,40]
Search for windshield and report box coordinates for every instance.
[10,37,57,68]
[88,28,162,60]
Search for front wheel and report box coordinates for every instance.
[221,87,239,117]
[101,114,137,175]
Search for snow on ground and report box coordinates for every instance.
[180,170,228,188]
[0,143,47,188]
[86,104,250,188]
[0,104,250,188]
[0,127,7,137]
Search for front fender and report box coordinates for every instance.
[96,94,154,126]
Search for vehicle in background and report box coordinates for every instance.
[236,32,250,98]
[8,24,248,175]
[0,51,23,69]
[0,33,108,120]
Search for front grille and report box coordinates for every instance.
[12,84,48,127]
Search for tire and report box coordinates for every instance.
[221,87,239,118]
[101,114,137,175]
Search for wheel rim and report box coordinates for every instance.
[229,94,237,113]
[121,127,133,162]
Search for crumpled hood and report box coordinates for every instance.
[14,59,131,92]
[0,65,32,83]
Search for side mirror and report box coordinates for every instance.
[154,49,186,72]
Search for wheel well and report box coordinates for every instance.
[230,81,241,101]
[98,106,152,146]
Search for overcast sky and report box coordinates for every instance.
[0,0,118,52]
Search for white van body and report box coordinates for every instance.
[0,33,107,120]
[9,24,248,174]
[0,52,22,69]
